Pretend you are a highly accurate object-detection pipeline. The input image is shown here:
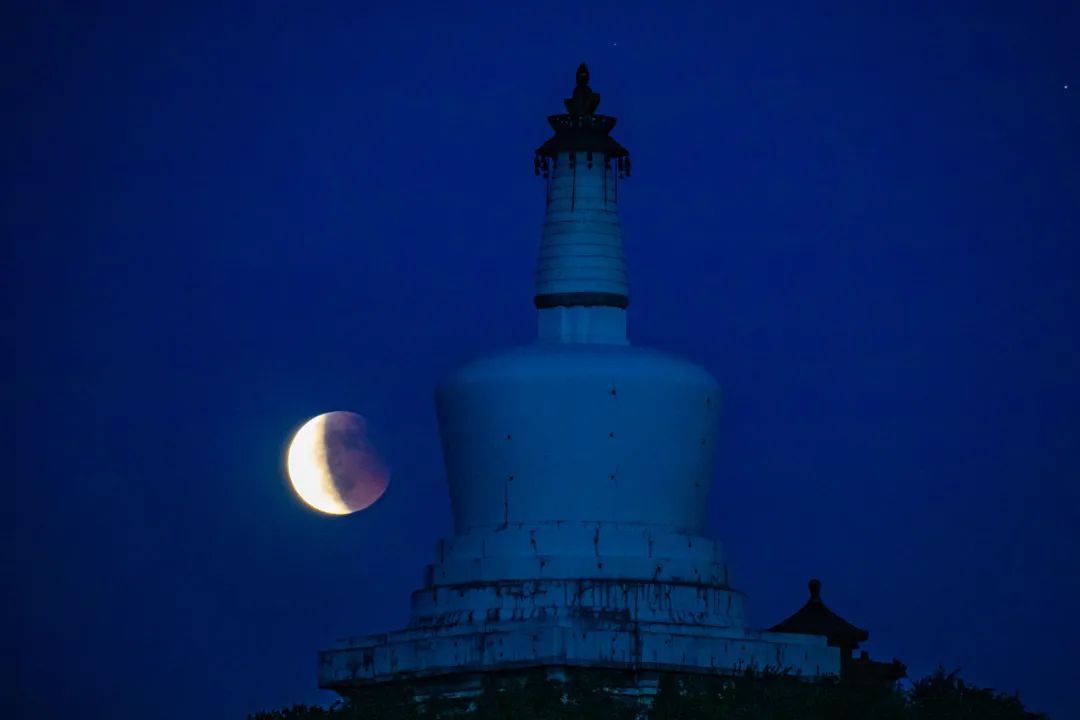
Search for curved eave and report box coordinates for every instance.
[769,603,870,648]
[535,113,629,159]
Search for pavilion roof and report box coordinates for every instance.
[769,579,869,650]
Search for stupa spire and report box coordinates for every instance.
[533,64,632,344]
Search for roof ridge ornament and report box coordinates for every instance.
[564,62,601,116]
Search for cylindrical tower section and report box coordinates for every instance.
[535,151,627,307]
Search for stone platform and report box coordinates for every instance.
[319,522,840,691]
[320,580,837,690]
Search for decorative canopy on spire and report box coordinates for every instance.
[769,579,870,651]
[534,63,630,177]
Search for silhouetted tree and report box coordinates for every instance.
[473,671,565,720]
[249,666,1049,720]
[335,684,423,720]
[908,667,1046,720]
[247,704,335,720]
[563,668,638,720]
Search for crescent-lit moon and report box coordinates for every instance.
[286,411,389,515]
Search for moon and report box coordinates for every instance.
[286,411,389,515]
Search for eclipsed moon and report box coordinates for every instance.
[286,411,389,515]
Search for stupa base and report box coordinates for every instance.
[319,616,839,692]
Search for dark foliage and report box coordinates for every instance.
[907,667,1045,720]
[472,671,566,720]
[248,705,335,720]
[247,667,1048,720]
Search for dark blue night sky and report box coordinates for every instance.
[7,2,1078,718]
